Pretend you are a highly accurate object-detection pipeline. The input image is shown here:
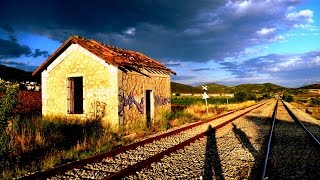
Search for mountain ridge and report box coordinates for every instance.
[172,81,288,94]
[299,84,320,89]
[0,64,39,82]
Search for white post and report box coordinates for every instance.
[202,85,209,116]
[227,99,229,105]
[205,98,208,115]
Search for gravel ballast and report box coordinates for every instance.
[267,101,320,180]
[125,100,276,179]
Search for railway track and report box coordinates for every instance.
[19,101,268,180]
[261,100,320,180]
[124,98,277,179]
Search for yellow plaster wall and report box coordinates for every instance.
[118,70,171,131]
[42,45,118,127]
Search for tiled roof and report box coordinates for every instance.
[32,35,176,76]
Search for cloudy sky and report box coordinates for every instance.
[1,0,319,87]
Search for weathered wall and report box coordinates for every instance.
[118,70,171,131]
[42,44,118,127]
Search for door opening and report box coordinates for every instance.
[146,90,152,127]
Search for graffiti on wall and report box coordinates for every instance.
[155,95,171,106]
[118,93,144,114]
[89,101,106,119]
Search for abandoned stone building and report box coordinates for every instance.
[33,35,176,130]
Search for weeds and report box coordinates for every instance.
[1,114,123,179]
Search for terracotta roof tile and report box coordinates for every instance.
[32,35,176,76]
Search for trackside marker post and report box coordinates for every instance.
[202,86,209,116]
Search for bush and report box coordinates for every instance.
[0,81,19,165]
[262,93,271,99]
[310,98,320,106]
[248,93,257,101]
[234,91,257,102]
[282,94,293,102]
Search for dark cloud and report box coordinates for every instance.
[0,38,32,59]
[1,0,223,38]
[163,62,183,67]
[0,24,14,33]
[192,68,213,72]
[0,37,50,59]
[0,0,307,63]
[0,59,38,71]
[31,49,49,58]
[171,75,194,81]
[8,35,17,42]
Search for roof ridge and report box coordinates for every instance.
[33,35,176,76]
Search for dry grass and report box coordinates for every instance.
[291,102,320,120]
[216,100,256,111]
[183,100,256,119]
[169,100,257,127]
[1,115,126,180]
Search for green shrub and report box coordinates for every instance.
[0,81,19,167]
[282,94,293,102]
[160,111,172,130]
[261,93,271,99]
[310,98,320,106]
[234,91,257,102]
[234,92,248,102]
[248,93,257,101]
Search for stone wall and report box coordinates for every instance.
[42,44,118,127]
[118,70,171,131]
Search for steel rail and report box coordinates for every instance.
[260,99,278,180]
[106,101,268,179]
[282,100,320,146]
[19,110,237,180]
[19,101,268,180]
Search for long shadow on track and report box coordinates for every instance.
[232,123,261,180]
[204,125,225,180]
[244,114,320,180]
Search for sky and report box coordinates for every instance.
[0,0,319,88]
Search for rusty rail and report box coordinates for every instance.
[261,99,278,180]
[261,100,319,180]
[20,101,268,180]
[282,100,320,146]
[106,101,267,179]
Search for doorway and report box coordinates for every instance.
[146,90,153,127]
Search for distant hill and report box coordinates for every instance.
[172,82,287,94]
[228,83,287,94]
[299,84,320,89]
[171,82,202,94]
[0,65,39,82]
